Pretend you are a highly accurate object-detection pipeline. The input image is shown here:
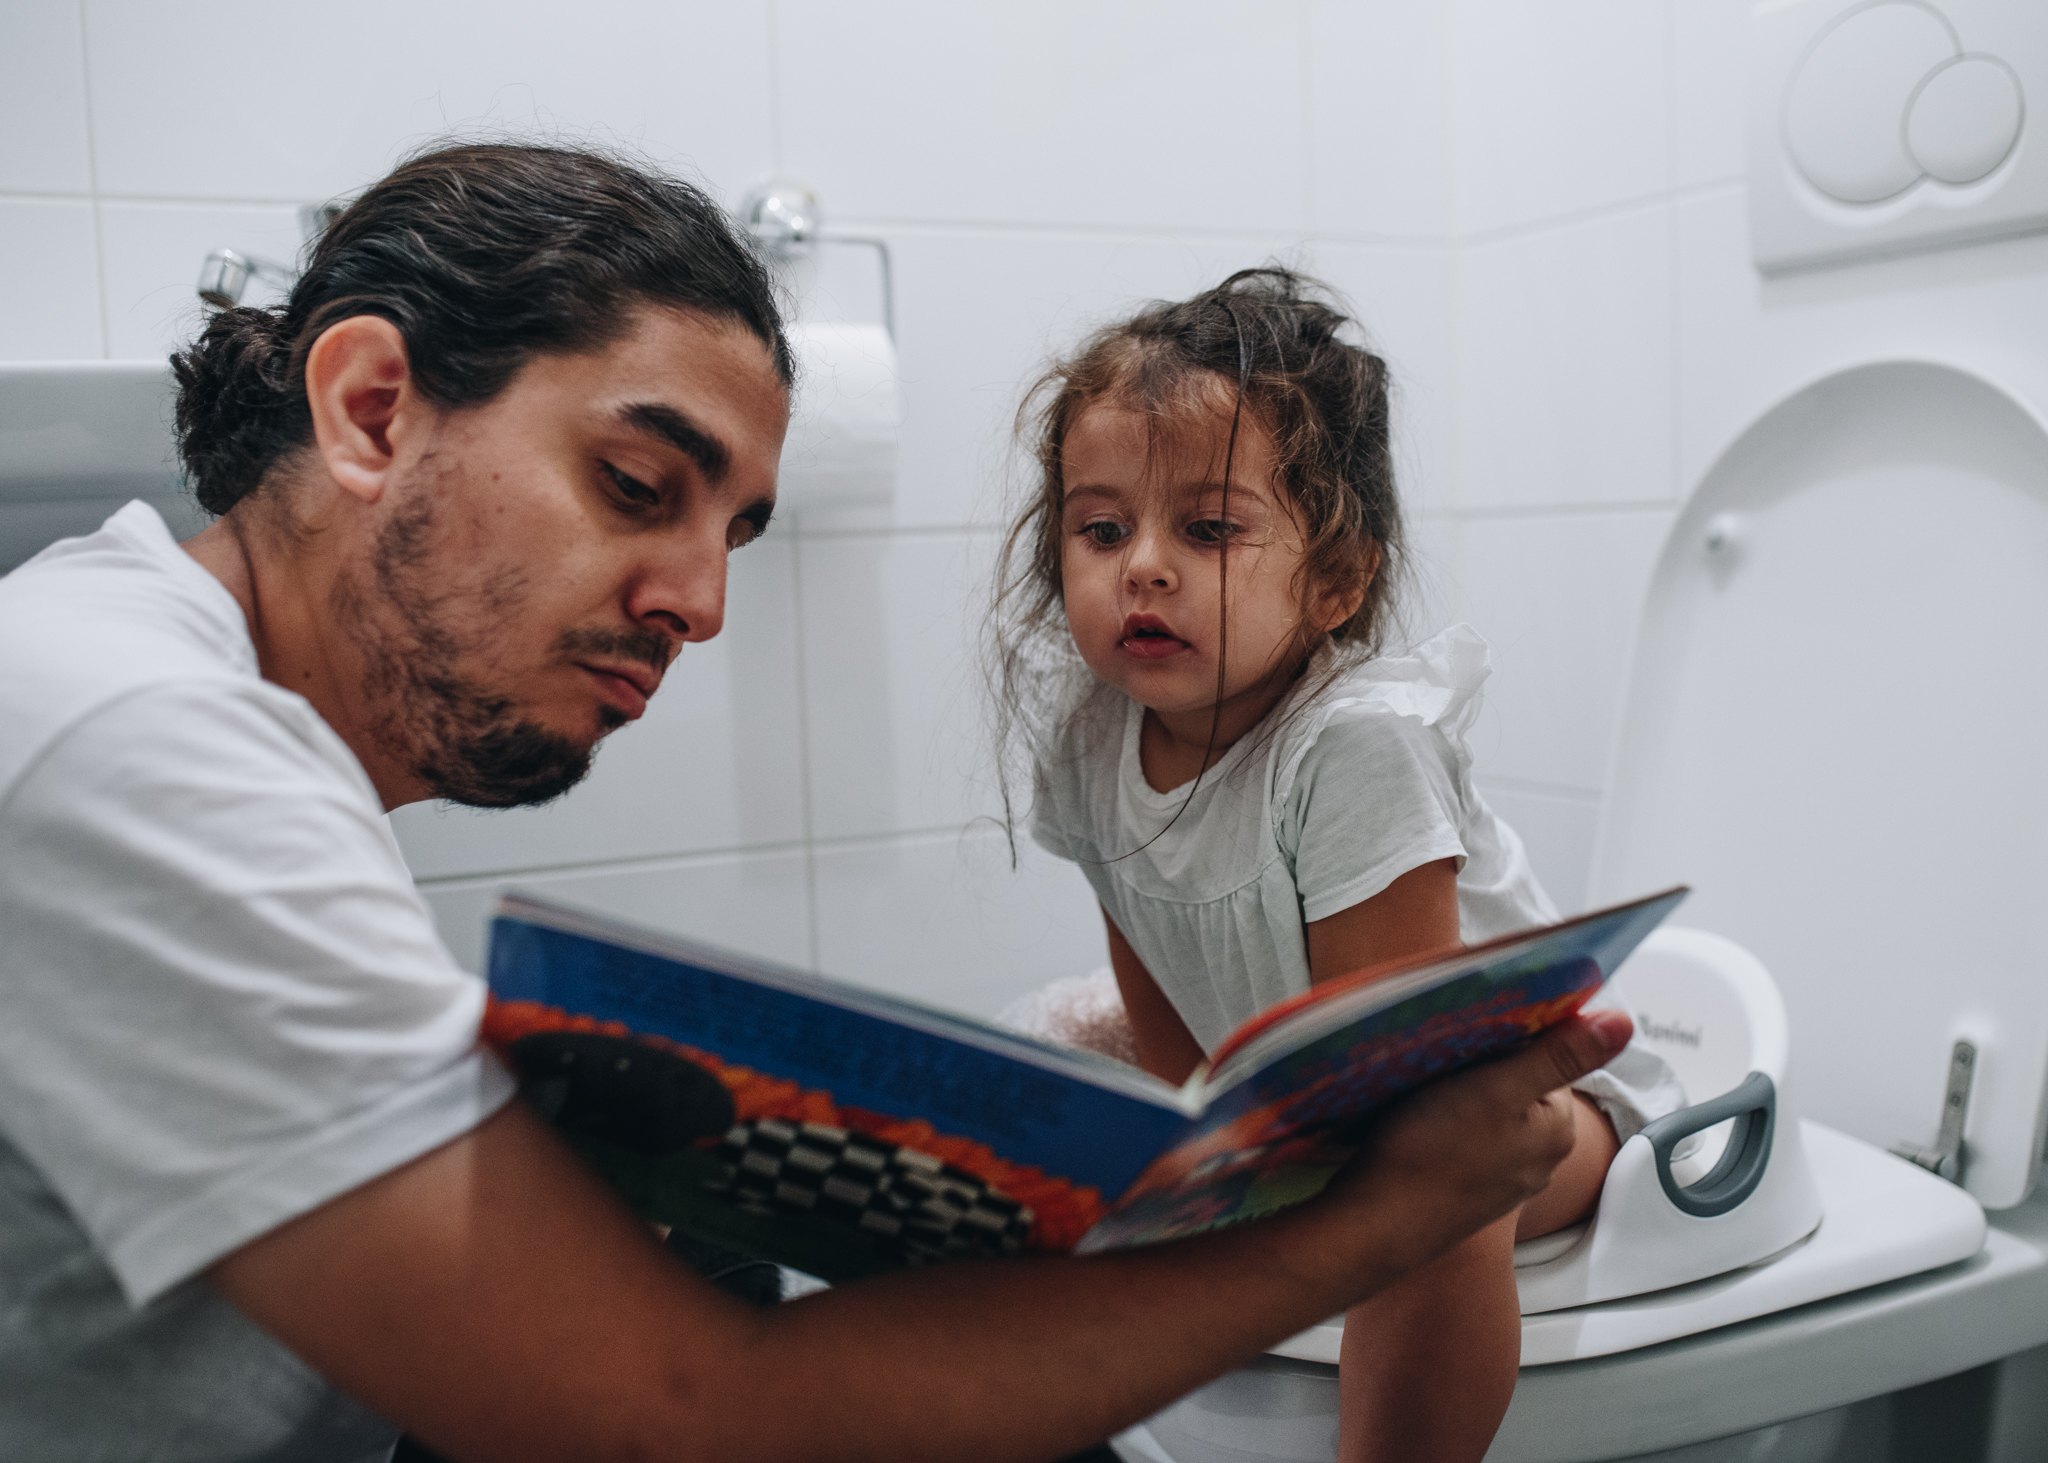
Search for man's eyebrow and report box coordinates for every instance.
[620,402,730,483]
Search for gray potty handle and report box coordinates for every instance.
[1639,1071,1776,1218]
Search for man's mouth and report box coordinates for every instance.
[1119,614,1192,661]
[577,661,659,720]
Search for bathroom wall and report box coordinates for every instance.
[5,1,2045,1015]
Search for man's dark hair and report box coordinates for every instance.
[173,142,793,515]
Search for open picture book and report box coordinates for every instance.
[482,885,1687,1281]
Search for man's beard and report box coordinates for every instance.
[343,488,670,810]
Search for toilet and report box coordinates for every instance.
[1123,360,2048,1463]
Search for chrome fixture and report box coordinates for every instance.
[196,199,346,309]
[196,249,298,309]
[738,178,895,338]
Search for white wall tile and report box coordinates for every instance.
[812,830,1106,1018]
[1456,204,1676,511]
[1307,0,1455,240]
[0,1,92,193]
[797,529,999,841]
[1399,512,1462,652]
[97,200,302,359]
[1312,243,1459,518]
[1675,188,2048,496]
[775,0,1310,233]
[0,199,103,358]
[1450,0,1672,236]
[1474,779,1601,914]
[391,538,807,879]
[417,848,812,975]
[1672,0,1747,190]
[1454,508,1673,791]
[83,0,774,203]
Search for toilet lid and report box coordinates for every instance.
[1591,361,2048,1209]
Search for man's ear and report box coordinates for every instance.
[302,316,417,506]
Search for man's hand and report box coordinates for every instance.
[1283,1009,1635,1296]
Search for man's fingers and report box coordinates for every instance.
[1510,1010,1633,1102]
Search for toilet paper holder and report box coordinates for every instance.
[740,179,896,339]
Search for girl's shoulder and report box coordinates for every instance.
[1270,624,1494,807]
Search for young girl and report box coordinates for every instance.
[991,269,1682,1463]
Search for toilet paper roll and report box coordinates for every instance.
[778,322,899,509]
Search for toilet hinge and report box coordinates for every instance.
[1891,1040,1976,1184]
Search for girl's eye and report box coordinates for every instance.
[1081,521,1128,548]
[605,463,661,509]
[1187,519,1239,545]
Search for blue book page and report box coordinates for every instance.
[1077,888,1685,1252]
[485,903,1193,1276]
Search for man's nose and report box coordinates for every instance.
[630,531,729,645]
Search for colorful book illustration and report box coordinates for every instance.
[483,886,1687,1279]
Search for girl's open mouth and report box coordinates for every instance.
[1119,614,1191,660]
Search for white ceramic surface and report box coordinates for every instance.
[775,0,1308,234]
[811,828,1106,1019]
[1456,206,1677,512]
[0,202,103,360]
[0,0,91,194]
[1447,0,1673,237]
[1455,508,1674,791]
[420,848,814,975]
[1306,0,1456,240]
[80,0,774,203]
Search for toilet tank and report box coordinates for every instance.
[1589,361,2048,1209]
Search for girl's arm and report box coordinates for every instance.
[1303,858,1460,985]
[1103,907,1207,1084]
[1308,858,1616,1239]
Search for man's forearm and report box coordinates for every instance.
[696,1199,1411,1463]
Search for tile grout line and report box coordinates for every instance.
[76,1,111,360]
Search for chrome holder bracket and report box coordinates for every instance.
[1892,1039,1976,1184]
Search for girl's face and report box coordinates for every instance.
[1059,397,1339,738]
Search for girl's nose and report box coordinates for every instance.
[1123,530,1178,593]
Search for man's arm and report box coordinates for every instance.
[211,1011,1631,1463]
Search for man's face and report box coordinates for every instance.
[343,306,788,808]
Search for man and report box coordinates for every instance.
[0,143,1629,1461]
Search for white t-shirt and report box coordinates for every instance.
[1032,625,1682,1132]
[0,502,516,1459]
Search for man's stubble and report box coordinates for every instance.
[338,470,666,809]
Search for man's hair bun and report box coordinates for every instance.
[172,305,307,516]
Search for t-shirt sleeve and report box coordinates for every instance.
[0,682,515,1306]
[1280,710,1471,925]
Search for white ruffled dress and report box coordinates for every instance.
[1028,624,1683,1139]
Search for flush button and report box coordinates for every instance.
[1908,55,2025,186]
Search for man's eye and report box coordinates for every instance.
[606,464,660,508]
[1081,521,1128,548]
